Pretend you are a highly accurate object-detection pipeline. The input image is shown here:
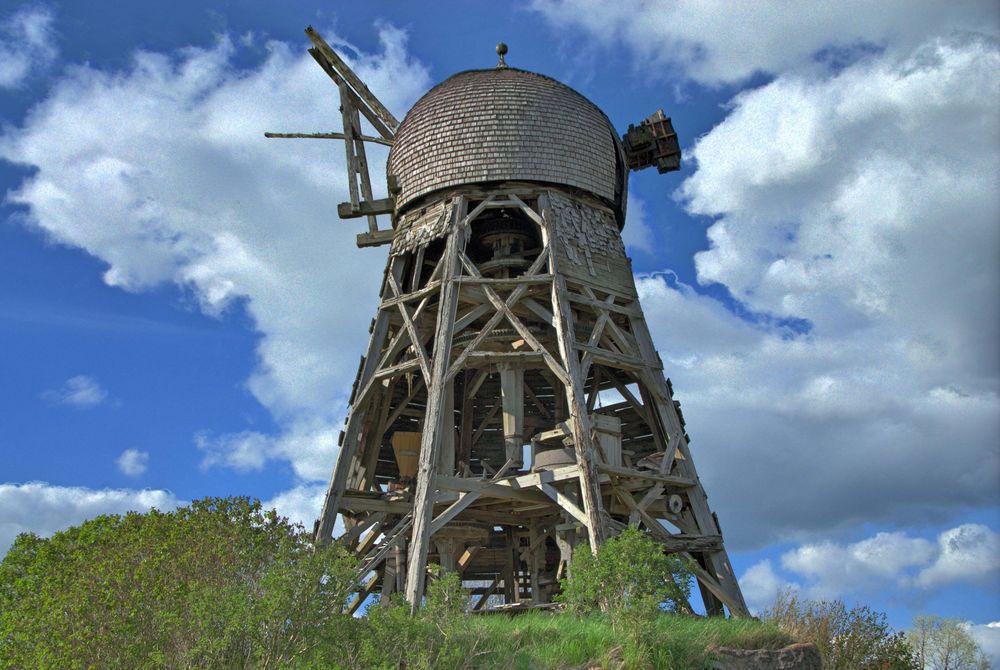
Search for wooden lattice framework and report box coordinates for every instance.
[269,28,749,617]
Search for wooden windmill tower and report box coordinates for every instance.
[268,29,748,617]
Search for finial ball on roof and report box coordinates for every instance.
[496,42,508,68]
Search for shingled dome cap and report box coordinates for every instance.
[387,68,628,223]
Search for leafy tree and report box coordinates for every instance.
[0,497,358,670]
[908,616,991,670]
[557,526,693,617]
[762,590,918,670]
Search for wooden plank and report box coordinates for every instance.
[497,464,582,489]
[500,365,525,466]
[458,249,570,387]
[337,83,360,210]
[338,197,396,219]
[264,131,393,146]
[348,104,380,233]
[387,271,432,383]
[339,511,386,549]
[539,482,589,527]
[436,474,550,504]
[347,568,382,615]
[340,495,411,514]
[597,463,695,488]
[628,309,748,617]
[305,27,399,137]
[541,192,607,551]
[472,576,500,611]
[357,229,394,248]
[522,298,554,326]
[574,342,646,371]
[405,205,466,611]
[429,490,482,535]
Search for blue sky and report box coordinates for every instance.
[1,0,998,654]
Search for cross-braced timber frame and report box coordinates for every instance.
[316,185,749,617]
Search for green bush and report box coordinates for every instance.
[0,497,358,670]
[557,526,693,617]
[762,590,918,670]
[359,565,473,670]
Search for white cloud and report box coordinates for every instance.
[629,32,1000,547]
[781,532,936,598]
[529,0,998,86]
[264,482,328,532]
[0,481,180,554]
[41,374,108,408]
[1,27,430,479]
[196,416,338,481]
[116,449,149,476]
[740,524,1000,610]
[915,524,1000,588]
[967,622,1000,670]
[739,560,795,613]
[0,5,56,89]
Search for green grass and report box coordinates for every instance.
[443,612,793,669]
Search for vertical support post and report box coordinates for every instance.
[438,380,456,474]
[405,200,467,612]
[458,370,475,474]
[338,83,360,209]
[539,193,607,552]
[499,364,525,468]
[528,523,544,603]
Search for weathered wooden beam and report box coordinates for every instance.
[436,474,551,504]
[305,27,399,138]
[338,197,396,219]
[340,495,411,514]
[264,131,394,146]
[539,482,589,527]
[542,192,607,551]
[597,463,695,488]
[429,491,483,536]
[405,205,466,612]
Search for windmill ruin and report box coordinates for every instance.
[268,28,748,617]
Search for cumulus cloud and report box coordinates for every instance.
[739,560,796,612]
[967,622,1000,669]
[263,482,328,531]
[915,524,1000,588]
[739,524,1000,611]
[1,27,430,478]
[628,31,1000,547]
[40,374,108,408]
[116,449,149,476]
[196,416,338,481]
[0,5,56,89]
[529,0,998,85]
[0,482,180,554]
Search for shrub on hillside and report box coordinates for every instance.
[360,566,473,669]
[558,526,693,617]
[0,497,358,669]
[762,590,918,670]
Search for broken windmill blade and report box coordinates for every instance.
[265,26,398,247]
[270,31,748,618]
